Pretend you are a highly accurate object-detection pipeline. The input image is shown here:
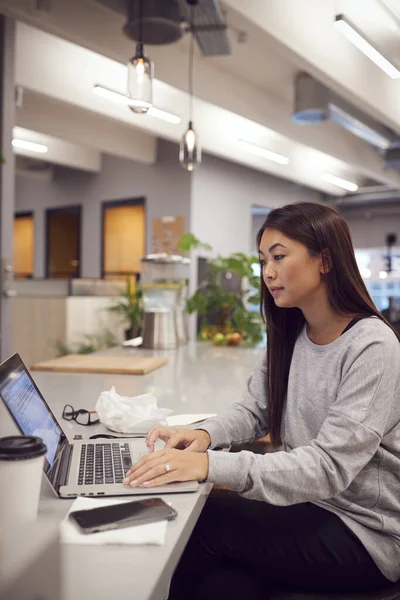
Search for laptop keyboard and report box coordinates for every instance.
[78,442,133,486]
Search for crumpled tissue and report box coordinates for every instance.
[95,386,172,434]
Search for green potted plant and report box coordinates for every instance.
[178,235,263,346]
[55,329,118,356]
[106,276,144,340]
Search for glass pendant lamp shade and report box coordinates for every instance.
[179,2,200,171]
[127,43,153,114]
[179,121,201,171]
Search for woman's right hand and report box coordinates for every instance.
[146,425,211,454]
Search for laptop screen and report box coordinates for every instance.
[0,355,64,470]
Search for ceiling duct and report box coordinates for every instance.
[95,0,231,55]
[179,0,230,57]
[337,189,400,206]
[384,147,400,170]
[292,73,396,150]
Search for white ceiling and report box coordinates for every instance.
[1,0,400,196]
[225,0,400,132]
[196,8,298,102]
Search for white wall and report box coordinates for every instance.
[191,153,324,256]
[338,202,400,249]
[251,213,269,254]
[15,139,191,278]
[15,138,334,280]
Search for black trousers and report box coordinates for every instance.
[168,492,392,600]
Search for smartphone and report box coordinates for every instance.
[69,497,178,534]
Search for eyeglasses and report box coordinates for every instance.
[62,404,100,426]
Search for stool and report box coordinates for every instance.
[268,583,400,600]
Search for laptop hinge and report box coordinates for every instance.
[48,441,73,490]
[56,443,74,488]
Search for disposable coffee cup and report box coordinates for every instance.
[0,435,47,524]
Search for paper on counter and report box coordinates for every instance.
[122,336,143,347]
[166,413,217,427]
[60,497,168,546]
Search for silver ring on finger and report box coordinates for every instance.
[164,463,171,473]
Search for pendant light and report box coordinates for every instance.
[127,0,153,114]
[179,2,201,171]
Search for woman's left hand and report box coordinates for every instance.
[123,448,209,488]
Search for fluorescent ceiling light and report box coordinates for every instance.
[92,85,181,124]
[147,107,181,125]
[238,140,290,165]
[334,15,400,79]
[93,84,137,106]
[321,173,358,192]
[12,139,48,153]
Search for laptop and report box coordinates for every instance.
[0,353,199,498]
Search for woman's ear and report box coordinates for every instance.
[320,248,333,274]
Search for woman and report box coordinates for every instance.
[124,202,400,598]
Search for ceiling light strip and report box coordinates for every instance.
[147,107,181,125]
[321,173,358,192]
[334,15,400,79]
[92,85,181,124]
[93,85,135,106]
[12,139,48,153]
[238,140,289,165]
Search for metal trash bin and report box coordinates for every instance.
[141,310,178,350]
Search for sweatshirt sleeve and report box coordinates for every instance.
[195,354,269,449]
[206,336,399,504]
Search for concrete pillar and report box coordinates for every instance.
[0,16,16,360]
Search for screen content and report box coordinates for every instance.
[0,366,61,466]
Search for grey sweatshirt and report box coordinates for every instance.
[200,317,400,582]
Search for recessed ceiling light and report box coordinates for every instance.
[321,173,358,192]
[238,140,290,165]
[379,271,388,279]
[334,15,400,79]
[12,139,48,153]
[92,85,181,124]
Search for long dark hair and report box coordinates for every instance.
[257,202,399,447]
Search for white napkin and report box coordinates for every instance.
[60,497,168,546]
[166,413,217,427]
[95,387,173,434]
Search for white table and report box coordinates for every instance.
[39,478,212,600]
[32,342,262,428]
[4,342,263,600]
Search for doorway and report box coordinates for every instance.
[46,206,81,278]
[13,212,34,279]
[252,205,271,253]
[101,197,145,279]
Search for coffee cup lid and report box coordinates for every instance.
[0,436,47,461]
